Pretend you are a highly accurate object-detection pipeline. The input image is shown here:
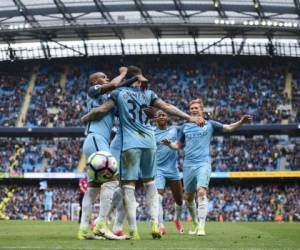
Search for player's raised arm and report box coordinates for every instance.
[88,67,139,98]
[222,115,252,133]
[80,99,115,124]
[152,98,205,126]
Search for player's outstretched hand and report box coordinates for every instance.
[161,139,171,146]
[119,67,128,75]
[241,115,252,124]
[142,106,157,119]
[189,116,205,127]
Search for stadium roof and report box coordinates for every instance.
[1,0,300,43]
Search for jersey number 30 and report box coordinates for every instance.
[127,100,149,124]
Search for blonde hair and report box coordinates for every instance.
[189,98,204,108]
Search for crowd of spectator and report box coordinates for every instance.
[148,57,293,124]
[25,66,63,127]
[178,135,300,172]
[292,70,300,122]
[1,56,299,173]
[1,183,299,222]
[0,138,83,173]
[209,136,300,172]
[1,56,299,127]
[0,69,29,126]
[2,186,77,220]
[207,184,300,222]
[26,64,100,127]
[1,136,299,173]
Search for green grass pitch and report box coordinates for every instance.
[0,221,299,250]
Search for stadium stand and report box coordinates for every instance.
[1,183,299,222]
[1,56,299,128]
[0,138,82,174]
[0,67,30,127]
[0,136,298,174]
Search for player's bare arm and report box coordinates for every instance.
[153,99,205,126]
[161,139,184,150]
[87,67,138,98]
[96,67,128,94]
[222,115,252,133]
[80,99,115,124]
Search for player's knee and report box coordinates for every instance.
[185,192,195,202]
[197,187,207,198]
[157,189,164,196]
[173,193,183,205]
[175,199,183,206]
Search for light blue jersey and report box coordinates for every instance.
[110,127,122,163]
[44,191,53,210]
[178,120,223,166]
[84,86,114,140]
[83,85,114,159]
[179,120,223,191]
[155,126,179,177]
[110,87,158,151]
[155,126,181,189]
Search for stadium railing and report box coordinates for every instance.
[1,124,299,137]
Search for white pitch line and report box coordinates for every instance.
[0,248,299,250]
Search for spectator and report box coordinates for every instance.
[2,184,299,222]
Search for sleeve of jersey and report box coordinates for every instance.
[88,85,102,98]
[177,125,185,143]
[210,120,224,132]
[150,91,159,106]
[122,76,138,87]
[109,89,120,105]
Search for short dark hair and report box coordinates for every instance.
[127,65,142,78]
[88,72,106,84]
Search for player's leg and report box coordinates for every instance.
[94,177,123,240]
[91,135,126,240]
[168,179,184,233]
[183,167,199,234]
[110,144,126,236]
[120,149,141,239]
[112,200,126,236]
[78,134,104,240]
[110,182,127,236]
[44,205,51,222]
[141,148,161,239]
[195,163,211,236]
[78,192,84,223]
[78,182,102,240]
[47,206,52,222]
[44,210,47,222]
[155,174,166,234]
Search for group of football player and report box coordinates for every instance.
[77,66,251,240]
